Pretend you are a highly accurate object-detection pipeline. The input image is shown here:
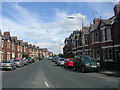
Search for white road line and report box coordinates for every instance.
[44,81,50,88]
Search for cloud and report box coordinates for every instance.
[1,2,88,54]
[102,11,114,18]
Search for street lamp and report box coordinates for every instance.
[68,16,84,29]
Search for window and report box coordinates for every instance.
[2,40,3,48]
[85,35,88,45]
[12,43,14,50]
[20,46,22,51]
[96,48,100,59]
[7,52,10,60]
[7,42,10,49]
[24,46,26,52]
[108,48,113,60]
[106,28,111,41]
[95,32,99,42]
[102,29,105,41]
[18,46,19,51]
[91,33,94,43]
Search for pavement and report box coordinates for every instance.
[99,69,120,77]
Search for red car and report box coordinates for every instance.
[64,58,74,68]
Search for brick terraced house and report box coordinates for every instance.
[0,31,52,61]
[63,4,120,64]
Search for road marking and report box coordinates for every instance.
[44,81,50,87]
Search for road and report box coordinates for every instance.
[2,59,119,88]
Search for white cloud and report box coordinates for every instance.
[102,11,114,18]
[1,2,88,54]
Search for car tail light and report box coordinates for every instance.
[9,64,13,65]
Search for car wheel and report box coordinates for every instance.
[96,69,99,72]
[10,68,13,71]
[67,66,69,69]
[73,65,77,71]
[81,67,85,73]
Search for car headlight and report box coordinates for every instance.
[97,63,100,66]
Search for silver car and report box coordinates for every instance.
[13,59,24,67]
[56,58,65,66]
[1,60,16,70]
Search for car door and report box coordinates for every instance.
[80,56,86,66]
[64,59,68,66]
[75,57,81,68]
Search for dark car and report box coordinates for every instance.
[73,55,100,72]
[23,59,29,65]
[28,58,34,63]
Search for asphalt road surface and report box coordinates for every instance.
[2,59,119,88]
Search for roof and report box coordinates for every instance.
[39,48,47,51]
[102,20,112,25]
[89,24,98,32]
[2,35,10,40]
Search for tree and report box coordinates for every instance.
[58,54,64,58]
[64,53,75,58]
[22,54,29,59]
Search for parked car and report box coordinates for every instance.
[0,62,2,70]
[23,59,29,65]
[56,58,65,66]
[13,59,24,67]
[48,56,53,60]
[28,58,34,63]
[73,55,100,72]
[1,60,17,70]
[64,58,75,68]
[52,56,59,62]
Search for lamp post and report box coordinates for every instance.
[68,16,85,55]
[68,16,84,29]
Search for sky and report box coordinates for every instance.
[0,0,119,54]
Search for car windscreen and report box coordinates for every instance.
[80,56,93,61]
[69,59,74,62]
[1,60,11,63]
[14,60,20,61]
[59,59,64,61]
[85,56,94,60]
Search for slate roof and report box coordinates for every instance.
[102,20,112,25]
[2,34,10,40]
[89,24,98,32]
[39,48,47,51]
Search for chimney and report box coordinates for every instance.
[33,45,35,47]
[82,26,89,31]
[12,36,17,40]
[114,4,120,16]
[93,18,100,25]
[4,32,10,36]
[29,44,32,46]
